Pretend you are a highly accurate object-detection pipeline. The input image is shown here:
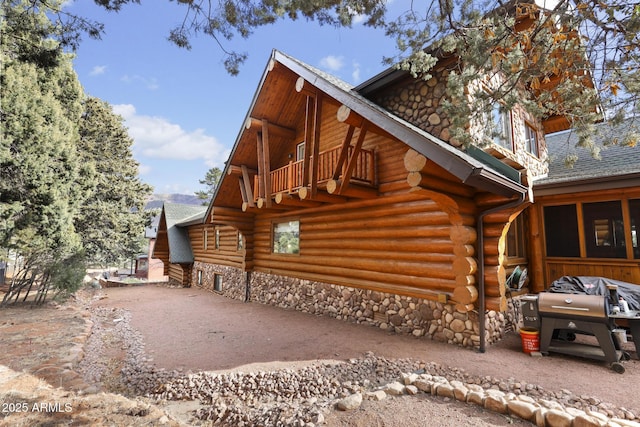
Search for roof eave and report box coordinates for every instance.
[534,173,640,196]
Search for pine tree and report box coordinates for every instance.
[195,167,222,205]
[75,98,152,265]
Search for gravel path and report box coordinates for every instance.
[75,284,640,426]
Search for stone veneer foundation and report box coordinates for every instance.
[192,263,513,349]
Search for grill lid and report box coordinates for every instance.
[538,293,607,319]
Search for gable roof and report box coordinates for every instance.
[279,51,527,196]
[206,49,528,220]
[161,203,206,264]
[534,118,640,195]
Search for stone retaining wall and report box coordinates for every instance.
[191,264,514,348]
[192,261,247,302]
[249,271,511,348]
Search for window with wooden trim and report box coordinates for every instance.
[543,199,638,260]
[296,142,305,161]
[524,122,539,157]
[272,220,300,254]
[583,201,626,258]
[484,101,513,150]
[197,270,203,286]
[214,273,222,292]
[214,228,220,250]
[203,229,208,250]
[237,232,244,251]
[544,204,580,257]
[630,199,640,259]
[507,214,527,261]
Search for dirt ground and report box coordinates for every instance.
[1,283,639,426]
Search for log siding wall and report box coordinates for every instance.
[251,190,463,302]
[189,224,246,270]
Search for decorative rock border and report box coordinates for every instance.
[363,372,640,427]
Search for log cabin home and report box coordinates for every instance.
[530,119,640,290]
[177,48,556,351]
[154,2,634,350]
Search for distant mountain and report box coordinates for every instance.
[145,193,204,210]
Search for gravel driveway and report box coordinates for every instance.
[94,283,640,417]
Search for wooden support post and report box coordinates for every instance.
[261,120,272,208]
[310,94,323,197]
[238,177,248,204]
[256,133,265,199]
[340,123,368,194]
[302,96,314,188]
[227,164,257,176]
[241,165,255,207]
[332,125,356,180]
[245,117,296,140]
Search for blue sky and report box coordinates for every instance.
[66,1,402,195]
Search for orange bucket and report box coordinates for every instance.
[519,327,540,354]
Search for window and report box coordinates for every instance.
[507,214,527,259]
[543,200,639,260]
[273,220,300,254]
[524,123,539,157]
[203,229,208,250]
[237,232,244,251]
[214,273,222,292]
[197,270,203,286]
[215,228,220,250]
[485,101,513,149]
[296,142,305,161]
[583,201,626,258]
[630,199,640,259]
[544,204,580,257]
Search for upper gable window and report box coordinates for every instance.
[524,122,539,157]
[490,102,513,150]
[296,142,305,161]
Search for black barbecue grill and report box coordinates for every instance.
[537,292,630,373]
[519,276,640,373]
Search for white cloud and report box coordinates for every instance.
[319,55,345,72]
[113,104,230,168]
[121,74,159,91]
[351,60,361,83]
[89,65,107,76]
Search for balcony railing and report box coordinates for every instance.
[256,145,376,197]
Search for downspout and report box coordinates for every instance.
[477,191,527,353]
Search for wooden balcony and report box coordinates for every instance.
[255,145,376,199]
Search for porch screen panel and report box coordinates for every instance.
[543,204,579,257]
[583,201,625,259]
[630,199,640,259]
